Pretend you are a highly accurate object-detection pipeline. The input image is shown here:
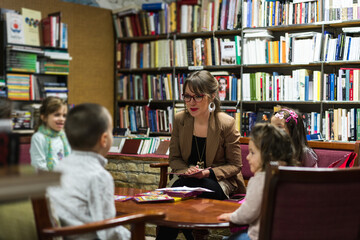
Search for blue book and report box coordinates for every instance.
[129,106,137,132]
[346,69,350,101]
[142,3,165,11]
[346,37,351,60]
[330,74,335,101]
[305,76,309,101]
[247,0,252,28]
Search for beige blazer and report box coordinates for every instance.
[169,110,246,195]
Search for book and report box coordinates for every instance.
[114,195,133,201]
[142,3,165,11]
[220,40,236,65]
[48,12,62,47]
[214,75,230,101]
[21,8,41,46]
[167,167,212,176]
[120,138,142,154]
[154,140,170,155]
[5,12,25,44]
[133,194,174,203]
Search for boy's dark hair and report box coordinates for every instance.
[250,123,296,170]
[0,97,12,119]
[65,103,109,150]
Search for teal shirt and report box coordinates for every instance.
[30,131,71,171]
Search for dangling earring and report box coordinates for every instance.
[208,102,215,112]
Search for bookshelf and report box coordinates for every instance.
[0,10,70,132]
[113,0,360,141]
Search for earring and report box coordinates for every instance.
[208,102,215,112]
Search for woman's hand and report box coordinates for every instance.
[184,166,210,179]
[185,165,200,175]
[217,213,231,221]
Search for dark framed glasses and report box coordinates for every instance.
[182,94,205,103]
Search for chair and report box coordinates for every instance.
[259,164,360,240]
[31,196,165,240]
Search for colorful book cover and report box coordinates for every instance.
[21,8,41,46]
[114,195,133,202]
[5,12,25,44]
[133,194,174,203]
[215,75,230,101]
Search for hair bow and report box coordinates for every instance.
[282,109,298,124]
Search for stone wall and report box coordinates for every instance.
[106,158,166,190]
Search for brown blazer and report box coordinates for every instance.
[169,110,246,195]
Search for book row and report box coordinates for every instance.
[244,28,360,64]
[117,74,174,101]
[239,108,360,142]
[116,37,242,69]
[242,70,321,102]
[113,0,242,38]
[2,8,67,48]
[6,73,68,101]
[6,46,70,74]
[109,137,170,155]
[243,0,322,28]
[118,105,174,134]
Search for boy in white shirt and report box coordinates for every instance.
[47,103,130,240]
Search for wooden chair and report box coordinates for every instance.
[31,196,165,240]
[259,164,360,240]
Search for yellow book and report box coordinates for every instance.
[155,40,159,68]
[169,2,177,32]
[21,8,41,46]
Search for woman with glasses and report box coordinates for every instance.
[156,70,246,240]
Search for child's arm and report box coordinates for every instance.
[229,173,265,225]
[30,133,48,171]
[217,213,231,221]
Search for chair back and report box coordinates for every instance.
[259,164,360,240]
[31,196,60,240]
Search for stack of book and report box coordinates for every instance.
[6,73,30,100]
[6,50,37,73]
[39,58,69,75]
[43,82,68,100]
[42,12,68,48]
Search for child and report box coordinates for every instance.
[30,96,71,171]
[47,103,130,240]
[270,107,318,167]
[217,123,295,240]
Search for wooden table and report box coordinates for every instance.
[115,188,241,229]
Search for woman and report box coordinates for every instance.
[156,70,246,240]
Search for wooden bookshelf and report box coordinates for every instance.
[114,1,360,141]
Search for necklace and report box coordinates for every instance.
[194,135,206,169]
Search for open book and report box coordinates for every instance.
[156,186,214,198]
[167,167,212,176]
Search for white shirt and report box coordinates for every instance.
[30,131,69,171]
[47,150,130,240]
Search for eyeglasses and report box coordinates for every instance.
[183,94,205,103]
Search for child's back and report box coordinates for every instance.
[47,103,130,240]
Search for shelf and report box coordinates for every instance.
[113,5,360,140]
[117,67,173,74]
[244,23,322,32]
[117,33,175,42]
